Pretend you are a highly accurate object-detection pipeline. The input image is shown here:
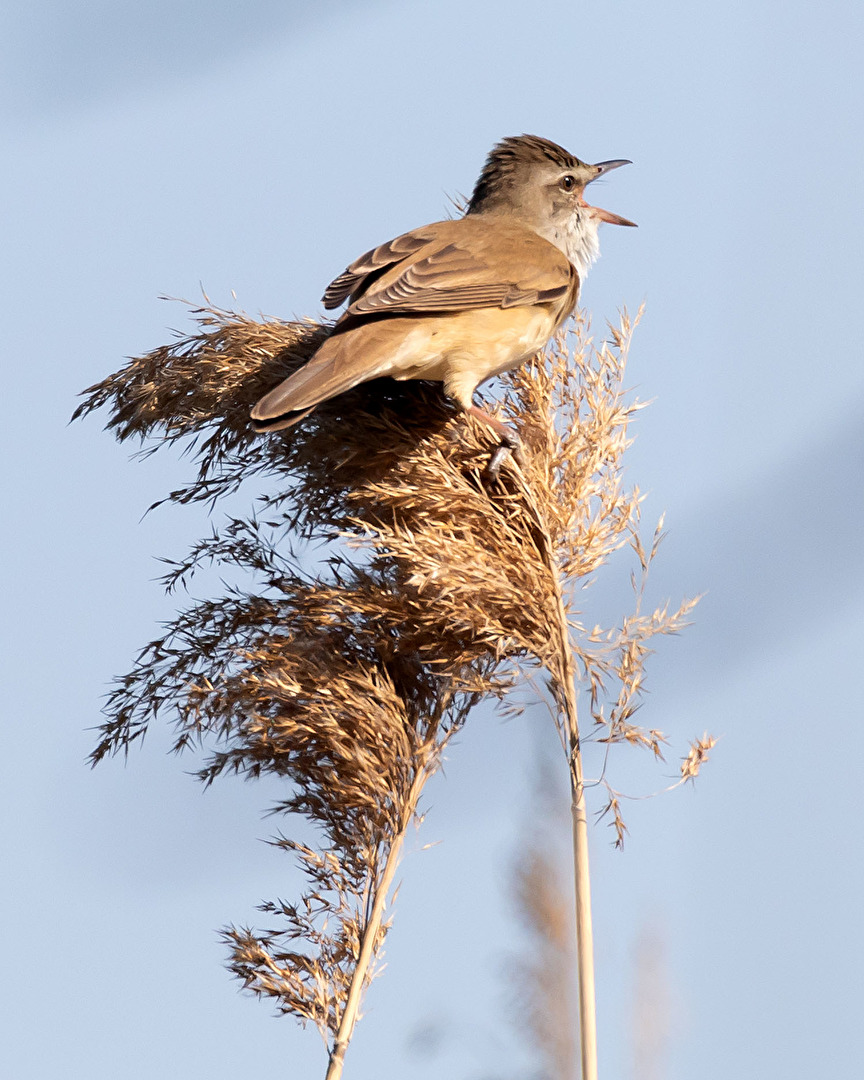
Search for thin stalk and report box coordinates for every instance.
[567,716,598,1080]
[552,573,598,1080]
[324,765,429,1080]
[514,464,599,1080]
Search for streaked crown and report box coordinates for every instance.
[467,134,595,215]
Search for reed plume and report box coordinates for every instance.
[75,301,709,1079]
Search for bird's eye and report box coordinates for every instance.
[560,175,576,192]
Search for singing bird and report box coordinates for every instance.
[251,134,635,471]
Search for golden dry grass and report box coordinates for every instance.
[76,302,709,1071]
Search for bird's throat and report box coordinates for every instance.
[538,210,601,281]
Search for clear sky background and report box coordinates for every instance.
[2,1,863,1077]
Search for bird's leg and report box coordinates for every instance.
[465,404,525,480]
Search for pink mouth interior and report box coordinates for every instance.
[580,195,637,228]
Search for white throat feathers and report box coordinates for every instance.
[537,208,602,281]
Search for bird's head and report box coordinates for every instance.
[467,135,636,272]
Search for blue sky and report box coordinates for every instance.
[2,1,863,1077]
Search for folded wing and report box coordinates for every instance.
[322,217,576,319]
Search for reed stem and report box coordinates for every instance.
[324,766,428,1080]
[517,458,599,1080]
[554,578,598,1080]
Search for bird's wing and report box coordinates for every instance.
[321,218,575,317]
[322,227,438,309]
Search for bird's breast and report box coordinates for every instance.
[425,299,575,408]
[346,284,579,410]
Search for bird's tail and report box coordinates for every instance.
[250,328,392,433]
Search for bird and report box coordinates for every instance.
[251,134,635,475]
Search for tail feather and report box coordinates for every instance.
[249,402,316,433]
[251,330,392,431]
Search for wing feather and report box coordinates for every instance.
[321,228,437,309]
[321,218,576,318]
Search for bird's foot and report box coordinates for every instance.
[464,404,525,481]
[484,431,525,482]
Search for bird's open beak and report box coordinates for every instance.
[583,159,637,227]
[593,159,632,175]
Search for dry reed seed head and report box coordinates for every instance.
[74,301,644,545]
[599,793,630,848]
[680,734,717,782]
[78,299,708,1040]
[80,302,702,802]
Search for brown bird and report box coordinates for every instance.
[251,134,635,473]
